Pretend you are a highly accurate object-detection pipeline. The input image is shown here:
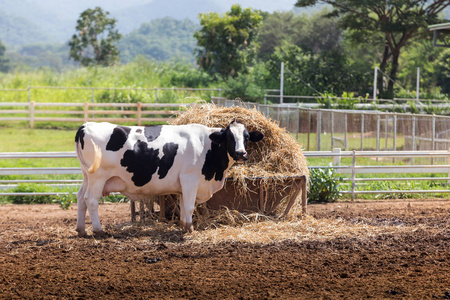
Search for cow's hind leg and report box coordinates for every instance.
[76,176,88,237]
[85,179,107,237]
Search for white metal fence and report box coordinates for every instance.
[1,150,449,201]
[213,98,450,152]
[4,99,450,152]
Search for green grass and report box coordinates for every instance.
[294,132,406,152]
[0,127,75,152]
[0,59,220,104]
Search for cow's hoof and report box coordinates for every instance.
[76,229,87,238]
[181,222,194,233]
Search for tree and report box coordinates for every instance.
[194,4,263,79]
[258,10,342,59]
[267,43,370,96]
[398,40,446,95]
[258,11,303,59]
[69,7,121,67]
[0,41,10,72]
[295,0,450,98]
[436,49,450,94]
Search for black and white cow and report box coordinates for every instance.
[74,121,263,236]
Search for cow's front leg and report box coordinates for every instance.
[179,176,198,232]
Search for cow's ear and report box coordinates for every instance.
[249,131,264,143]
[209,130,226,144]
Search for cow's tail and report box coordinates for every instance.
[87,139,102,173]
[76,138,102,174]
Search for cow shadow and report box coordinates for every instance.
[102,220,186,243]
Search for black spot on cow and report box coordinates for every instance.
[121,140,160,187]
[158,143,178,179]
[144,126,162,143]
[106,126,131,151]
[202,141,229,181]
[136,129,142,134]
[75,125,85,149]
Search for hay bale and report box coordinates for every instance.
[170,103,308,179]
[170,103,308,215]
[135,103,308,224]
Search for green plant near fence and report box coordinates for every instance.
[316,92,366,110]
[308,167,342,203]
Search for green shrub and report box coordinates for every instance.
[54,193,76,210]
[6,184,55,204]
[308,168,342,203]
[317,91,362,109]
[223,74,265,102]
[169,68,215,88]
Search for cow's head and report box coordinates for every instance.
[209,121,264,163]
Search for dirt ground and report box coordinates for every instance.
[1,199,450,299]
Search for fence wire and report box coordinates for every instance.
[216,99,450,156]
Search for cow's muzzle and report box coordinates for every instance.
[234,151,248,164]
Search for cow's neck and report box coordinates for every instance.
[201,141,233,182]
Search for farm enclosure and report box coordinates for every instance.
[1,200,449,299]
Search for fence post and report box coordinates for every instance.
[344,113,348,151]
[412,115,416,151]
[361,113,364,150]
[432,115,436,151]
[27,86,31,103]
[155,89,158,103]
[29,101,35,128]
[332,148,341,173]
[448,147,450,184]
[137,102,142,126]
[376,112,380,152]
[316,110,321,151]
[411,115,416,165]
[296,107,300,142]
[277,106,280,124]
[385,114,388,150]
[307,109,311,151]
[393,113,397,151]
[287,106,291,131]
[331,111,335,149]
[351,150,356,202]
[84,102,89,122]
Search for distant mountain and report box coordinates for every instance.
[0,0,71,44]
[118,17,199,63]
[112,0,221,34]
[0,0,297,47]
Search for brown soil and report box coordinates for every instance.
[1,200,450,299]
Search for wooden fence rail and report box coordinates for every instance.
[0,102,185,127]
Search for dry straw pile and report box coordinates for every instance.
[139,103,309,226]
[168,103,308,217]
[170,103,309,180]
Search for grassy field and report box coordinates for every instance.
[0,60,220,104]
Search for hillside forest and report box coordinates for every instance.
[0,2,449,104]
